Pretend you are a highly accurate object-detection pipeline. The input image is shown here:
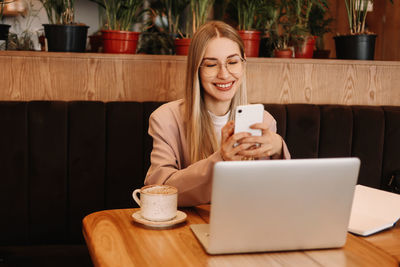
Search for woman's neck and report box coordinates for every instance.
[205,99,231,116]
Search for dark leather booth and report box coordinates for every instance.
[1,101,399,266]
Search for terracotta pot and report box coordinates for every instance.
[238,30,261,57]
[313,49,331,59]
[102,30,140,54]
[294,36,316,58]
[274,49,293,58]
[174,38,191,55]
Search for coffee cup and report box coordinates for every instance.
[132,185,178,222]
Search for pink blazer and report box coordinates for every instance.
[144,100,291,206]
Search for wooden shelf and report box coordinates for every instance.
[0,51,399,105]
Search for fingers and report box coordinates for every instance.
[239,128,283,158]
[221,121,234,143]
[221,121,284,160]
[221,121,253,161]
[239,143,273,157]
[221,132,252,160]
[222,142,254,161]
[250,122,269,132]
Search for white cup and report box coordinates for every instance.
[132,185,178,222]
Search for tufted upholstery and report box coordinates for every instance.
[1,101,399,266]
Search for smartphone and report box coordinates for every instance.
[234,104,264,136]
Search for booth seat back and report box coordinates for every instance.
[1,101,399,247]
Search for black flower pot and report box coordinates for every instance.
[44,24,89,52]
[0,24,11,50]
[334,34,376,60]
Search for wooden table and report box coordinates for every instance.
[82,206,399,267]
[361,220,400,263]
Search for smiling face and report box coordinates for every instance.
[199,37,245,116]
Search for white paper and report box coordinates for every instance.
[348,185,400,236]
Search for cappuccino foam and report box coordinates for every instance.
[143,185,177,195]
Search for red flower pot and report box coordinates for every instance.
[274,49,293,58]
[174,38,191,55]
[294,36,316,58]
[102,30,140,54]
[238,30,261,57]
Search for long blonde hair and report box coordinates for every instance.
[184,21,248,163]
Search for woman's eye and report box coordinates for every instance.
[205,63,217,68]
[228,60,239,65]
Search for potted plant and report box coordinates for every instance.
[261,0,294,58]
[258,0,292,57]
[0,0,14,50]
[6,0,41,51]
[285,0,328,58]
[334,0,392,60]
[148,0,214,55]
[90,0,144,54]
[148,0,190,55]
[40,0,89,52]
[175,0,214,55]
[231,0,264,57]
[308,4,333,58]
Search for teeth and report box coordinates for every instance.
[216,82,233,88]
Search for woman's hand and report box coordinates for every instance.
[220,121,254,161]
[238,122,283,159]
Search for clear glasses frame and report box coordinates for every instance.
[199,56,246,77]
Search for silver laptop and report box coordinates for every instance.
[190,158,360,255]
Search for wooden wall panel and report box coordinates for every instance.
[0,52,187,102]
[1,51,400,106]
[381,0,400,60]
[246,58,400,105]
[366,0,386,61]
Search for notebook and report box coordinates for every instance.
[190,158,361,255]
[348,184,400,236]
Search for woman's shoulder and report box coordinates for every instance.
[150,99,185,124]
[152,99,184,117]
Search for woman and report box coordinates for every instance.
[145,21,290,207]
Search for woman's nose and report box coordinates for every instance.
[217,63,230,79]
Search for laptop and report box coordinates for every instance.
[190,158,361,255]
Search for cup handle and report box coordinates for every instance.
[132,189,141,207]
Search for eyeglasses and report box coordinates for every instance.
[199,55,246,77]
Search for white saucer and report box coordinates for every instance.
[132,210,187,228]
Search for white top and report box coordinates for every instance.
[208,110,230,145]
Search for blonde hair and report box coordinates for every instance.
[184,21,248,164]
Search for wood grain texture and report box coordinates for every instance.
[83,208,398,267]
[1,52,400,105]
[362,222,400,263]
